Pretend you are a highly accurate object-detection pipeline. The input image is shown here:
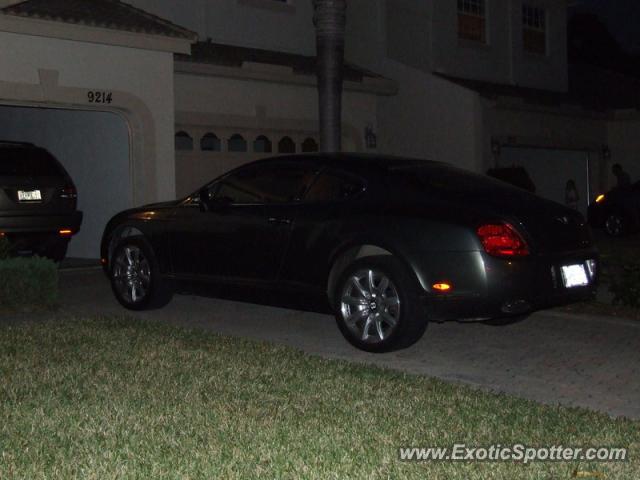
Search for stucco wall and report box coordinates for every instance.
[128,0,315,55]
[0,31,177,204]
[345,2,482,171]
[376,60,482,172]
[432,0,567,91]
[173,72,379,195]
[509,0,568,92]
[347,0,568,93]
[385,0,432,72]
[431,0,512,84]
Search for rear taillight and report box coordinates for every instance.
[477,223,529,258]
[60,186,77,200]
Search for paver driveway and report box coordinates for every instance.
[53,268,640,420]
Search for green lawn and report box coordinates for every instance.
[1,317,638,479]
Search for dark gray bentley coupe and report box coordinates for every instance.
[101,154,598,352]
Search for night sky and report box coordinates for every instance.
[570,0,640,53]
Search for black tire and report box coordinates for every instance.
[109,236,173,310]
[604,211,626,237]
[40,237,69,263]
[333,256,428,353]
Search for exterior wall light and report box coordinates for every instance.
[365,124,377,150]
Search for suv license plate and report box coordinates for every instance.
[561,264,589,288]
[18,190,42,202]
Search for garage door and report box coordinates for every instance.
[0,105,132,259]
[499,147,593,217]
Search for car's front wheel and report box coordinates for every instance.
[334,256,428,353]
[604,211,626,237]
[109,237,172,310]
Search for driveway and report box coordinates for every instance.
[47,268,640,420]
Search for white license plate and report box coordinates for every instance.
[17,190,42,202]
[561,264,589,288]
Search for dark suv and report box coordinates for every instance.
[0,141,82,261]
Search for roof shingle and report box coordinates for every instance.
[2,0,197,40]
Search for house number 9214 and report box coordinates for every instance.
[88,91,113,104]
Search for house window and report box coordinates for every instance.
[228,134,248,152]
[523,5,546,55]
[201,133,221,152]
[253,135,273,153]
[175,131,193,151]
[301,138,319,153]
[457,0,486,44]
[278,136,296,154]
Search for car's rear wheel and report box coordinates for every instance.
[41,238,69,263]
[109,237,172,310]
[604,211,626,237]
[334,256,428,353]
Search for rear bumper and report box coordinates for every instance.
[0,211,83,234]
[413,249,599,322]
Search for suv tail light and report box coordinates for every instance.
[60,185,77,200]
[477,223,529,258]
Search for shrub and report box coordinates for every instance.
[609,262,640,308]
[0,256,59,310]
[0,235,12,260]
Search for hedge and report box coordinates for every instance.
[0,256,59,310]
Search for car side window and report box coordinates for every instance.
[304,170,365,203]
[213,163,316,205]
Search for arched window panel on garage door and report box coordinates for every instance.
[228,134,248,152]
[302,138,319,153]
[175,131,194,151]
[201,132,221,152]
[278,136,296,154]
[253,135,273,153]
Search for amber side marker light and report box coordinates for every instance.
[59,229,74,237]
[101,258,107,266]
[433,283,452,292]
[595,194,605,203]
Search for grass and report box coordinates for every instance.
[1,317,638,479]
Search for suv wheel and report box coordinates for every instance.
[109,237,172,310]
[42,238,69,263]
[334,256,428,353]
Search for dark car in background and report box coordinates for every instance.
[101,154,598,352]
[0,141,82,261]
[588,182,640,236]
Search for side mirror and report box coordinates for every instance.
[199,187,232,212]
[198,187,211,212]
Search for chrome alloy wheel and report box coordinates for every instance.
[112,245,152,304]
[339,268,401,344]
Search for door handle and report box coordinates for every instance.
[268,217,292,226]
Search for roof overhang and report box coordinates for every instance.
[174,60,398,96]
[0,12,195,54]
